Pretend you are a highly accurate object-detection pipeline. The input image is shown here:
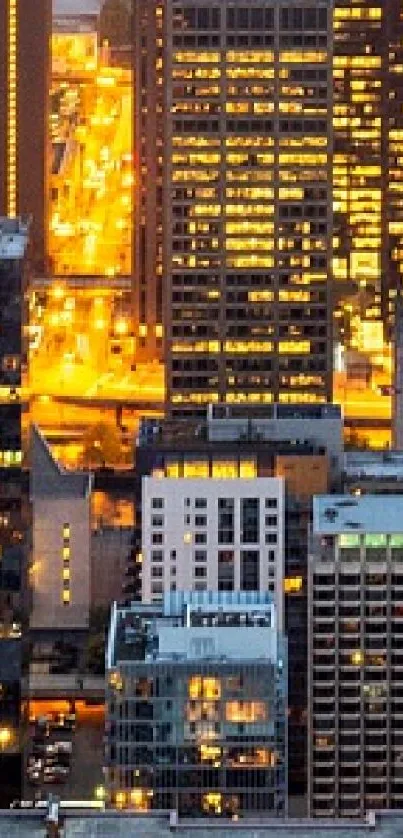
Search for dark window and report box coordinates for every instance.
[218,549,234,591]
[241,550,260,590]
[241,498,259,543]
[218,498,234,544]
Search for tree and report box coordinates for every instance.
[80,422,122,468]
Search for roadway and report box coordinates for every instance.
[49,60,132,277]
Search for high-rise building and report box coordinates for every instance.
[159,0,333,415]
[105,591,287,816]
[132,0,165,362]
[333,1,403,329]
[132,403,342,807]
[0,217,29,807]
[0,0,51,268]
[309,494,403,817]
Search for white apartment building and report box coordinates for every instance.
[309,494,403,818]
[141,476,284,628]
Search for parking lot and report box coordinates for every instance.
[24,702,104,802]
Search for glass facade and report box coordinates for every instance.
[165,0,333,415]
[333,0,403,329]
[106,594,287,816]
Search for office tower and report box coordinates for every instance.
[132,403,341,806]
[30,426,92,632]
[0,0,51,268]
[0,218,29,806]
[160,0,333,415]
[309,494,403,817]
[132,0,164,362]
[106,591,287,816]
[142,475,285,628]
[333,1,403,328]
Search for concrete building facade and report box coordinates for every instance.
[30,426,92,632]
[309,494,403,817]
[142,476,284,630]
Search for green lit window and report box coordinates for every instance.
[365,534,387,548]
[390,535,403,547]
[339,534,360,548]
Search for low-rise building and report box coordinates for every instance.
[105,592,287,817]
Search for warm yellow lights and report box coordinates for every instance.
[351,651,364,666]
[0,726,12,749]
[188,676,221,700]
[225,701,267,723]
[7,0,17,217]
[284,577,303,594]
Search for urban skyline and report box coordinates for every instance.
[3,0,403,828]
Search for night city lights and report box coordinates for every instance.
[3,0,403,835]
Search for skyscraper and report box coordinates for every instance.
[333,1,403,329]
[0,0,51,269]
[132,0,165,362]
[160,0,333,416]
[0,217,29,807]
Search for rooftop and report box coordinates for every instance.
[107,592,276,668]
[0,810,399,836]
[137,402,342,453]
[344,450,403,480]
[53,0,102,17]
[313,494,403,535]
[0,218,29,261]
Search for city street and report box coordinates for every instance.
[49,47,132,276]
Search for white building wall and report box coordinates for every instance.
[142,477,284,630]
[31,494,91,630]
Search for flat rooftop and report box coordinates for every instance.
[313,494,403,535]
[0,218,29,260]
[345,450,403,480]
[108,593,275,668]
[0,811,399,836]
[53,0,102,16]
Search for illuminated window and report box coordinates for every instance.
[188,676,221,700]
[225,701,267,723]
[239,459,256,478]
[284,576,303,594]
[183,460,209,478]
[212,460,237,478]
